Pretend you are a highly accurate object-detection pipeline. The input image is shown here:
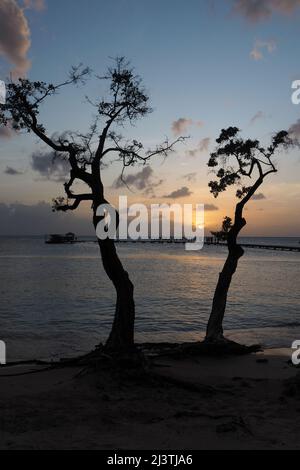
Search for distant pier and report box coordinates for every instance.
[45,235,300,252]
[204,237,300,252]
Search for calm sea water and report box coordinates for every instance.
[0,236,299,361]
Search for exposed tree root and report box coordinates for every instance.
[0,340,261,378]
[0,344,148,377]
[140,339,262,359]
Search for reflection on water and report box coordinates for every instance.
[0,237,299,360]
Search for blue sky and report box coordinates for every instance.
[0,0,300,235]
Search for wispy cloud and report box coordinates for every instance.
[163,186,193,199]
[4,166,23,175]
[205,203,219,211]
[250,110,265,124]
[113,166,163,197]
[31,151,70,182]
[187,137,211,157]
[171,118,205,136]
[0,0,31,77]
[252,192,266,200]
[0,0,45,77]
[183,172,197,183]
[199,137,210,151]
[171,118,193,136]
[233,0,300,23]
[250,39,276,60]
[289,118,300,137]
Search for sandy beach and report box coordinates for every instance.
[0,347,299,450]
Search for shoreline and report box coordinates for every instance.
[5,325,299,363]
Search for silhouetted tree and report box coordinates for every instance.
[0,58,182,353]
[211,216,232,242]
[205,126,293,343]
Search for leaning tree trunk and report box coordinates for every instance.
[98,237,135,352]
[205,204,246,342]
[93,210,135,353]
[205,244,244,341]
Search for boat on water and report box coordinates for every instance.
[45,232,77,244]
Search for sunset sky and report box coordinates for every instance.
[0,0,300,236]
